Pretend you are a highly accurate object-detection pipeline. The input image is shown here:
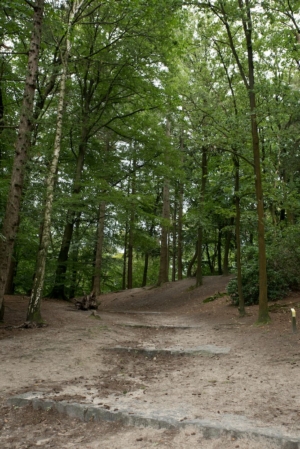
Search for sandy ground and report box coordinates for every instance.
[1,275,300,448]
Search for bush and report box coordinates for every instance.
[227,228,300,306]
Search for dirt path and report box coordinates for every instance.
[1,276,300,448]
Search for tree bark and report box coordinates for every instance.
[234,155,245,316]
[142,222,155,287]
[27,10,74,321]
[177,134,184,280]
[223,218,233,275]
[0,0,45,320]
[177,182,184,280]
[122,222,128,290]
[0,82,4,172]
[205,242,215,274]
[127,210,134,289]
[69,213,81,299]
[27,0,85,322]
[187,245,197,278]
[218,0,269,322]
[196,147,208,287]
[172,196,177,282]
[142,252,149,287]
[217,226,223,275]
[127,155,136,289]
[239,0,269,322]
[91,201,106,296]
[51,135,87,299]
[5,255,17,295]
[158,179,170,285]
[158,122,171,286]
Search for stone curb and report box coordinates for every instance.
[104,345,230,356]
[121,324,202,329]
[105,311,171,314]
[8,393,300,448]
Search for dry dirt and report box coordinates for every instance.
[1,275,300,449]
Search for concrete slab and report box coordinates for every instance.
[104,345,231,356]
[106,311,172,314]
[8,392,300,448]
[120,324,202,329]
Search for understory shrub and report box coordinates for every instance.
[227,227,300,306]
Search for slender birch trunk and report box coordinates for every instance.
[0,0,45,320]
[27,1,84,322]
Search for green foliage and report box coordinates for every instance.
[227,227,300,306]
[3,0,300,306]
[203,291,227,303]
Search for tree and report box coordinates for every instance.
[158,121,172,285]
[26,0,85,323]
[0,0,45,320]
[186,0,270,321]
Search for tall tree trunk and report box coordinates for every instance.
[142,252,149,287]
[127,156,136,289]
[172,197,177,282]
[158,122,171,285]
[5,255,17,295]
[217,226,223,275]
[219,0,269,322]
[142,222,155,287]
[177,134,184,280]
[223,218,233,275]
[158,179,170,285]
[127,210,134,289]
[187,242,197,278]
[0,0,45,320]
[0,81,4,175]
[122,222,128,291]
[196,147,208,287]
[234,155,245,316]
[51,135,87,299]
[0,83,3,134]
[239,0,269,323]
[69,213,81,299]
[92,201,106,296]
[205,242,215,274]
[50,21,102,298]
[27,1,77,321]
[177,182,184,280]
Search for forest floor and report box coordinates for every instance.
[1,275,300,449]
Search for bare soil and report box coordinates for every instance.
[1,275,300,449]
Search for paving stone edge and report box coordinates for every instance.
[7,393,300,448]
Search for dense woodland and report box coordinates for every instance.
[1,0,300,324]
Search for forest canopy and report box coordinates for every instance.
[1,0,300,324]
